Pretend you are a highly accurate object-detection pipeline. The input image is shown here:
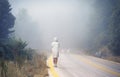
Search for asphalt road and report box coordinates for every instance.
[48,52,120,77]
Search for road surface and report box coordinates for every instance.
[48,52,120,77]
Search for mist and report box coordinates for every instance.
[9,0,97,51]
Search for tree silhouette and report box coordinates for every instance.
[0,0,15,77]
[0,0,15,40]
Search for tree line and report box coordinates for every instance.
[83,0,120,56]
[0,0,35,77]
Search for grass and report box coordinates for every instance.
[0,52,48,77]
[105,56,120,63]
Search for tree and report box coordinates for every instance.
[90,0,120,56]
[7,38,27,68]
[84,0,113,53]
[82,0,120,56]
[108,5,120,55]
[0,0,15,77]
[0,0,15,40]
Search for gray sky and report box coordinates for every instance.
[9,0,96,51]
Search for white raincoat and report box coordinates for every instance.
[51,38,60,58]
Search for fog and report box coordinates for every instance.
[9,0,97,51]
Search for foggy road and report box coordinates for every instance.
[48,52,120,77]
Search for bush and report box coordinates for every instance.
[0,37,48,77]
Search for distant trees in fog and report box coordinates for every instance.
[83,0,120,56]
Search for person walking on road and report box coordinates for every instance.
[51,37,60,67]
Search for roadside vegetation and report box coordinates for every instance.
[0,0,48,77]
[81,0,120,63]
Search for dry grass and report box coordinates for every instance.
[32,52,48,77]
[105,56,120,63]
[0,52,48,77]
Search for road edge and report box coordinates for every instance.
[47,56,60,77]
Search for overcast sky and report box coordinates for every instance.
[9,0,96,51]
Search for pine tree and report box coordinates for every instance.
[0,1,15,76]
[0,0,15,40]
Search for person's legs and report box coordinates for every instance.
[55,58,58,64]
[53,58,58,67]
[53,58,55,65]
[55,58,58,67]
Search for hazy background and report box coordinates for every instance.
[9,0,97,51]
